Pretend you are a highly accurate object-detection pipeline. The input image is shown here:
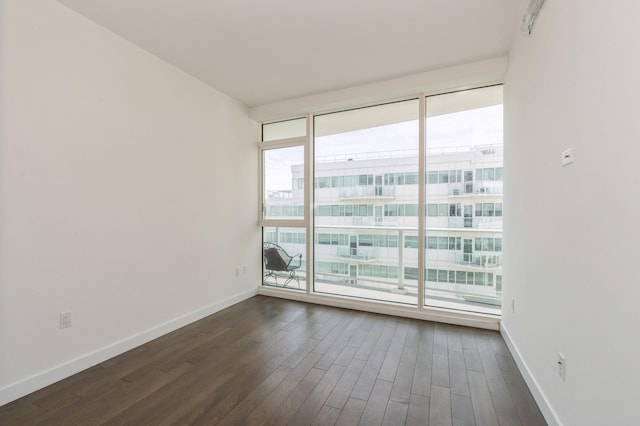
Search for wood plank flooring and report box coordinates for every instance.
[0,296,546,425]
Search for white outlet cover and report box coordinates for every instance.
[561,148,574,166]
[557,352,566,381]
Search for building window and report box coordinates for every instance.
[404,204,418,216]
[475,237,502,252]
[316,177,330,188]
[404,236,419,248]
[405,172,419,185]
[280,232,306,244]
[262,145,304,220]
[476,167,503,182]
[427,236,438,249]
[358,235,373,247]
[438,237,448,250]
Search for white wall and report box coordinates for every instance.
[250,57,507,122]
[503,1,640,425]
[0,0,259,403]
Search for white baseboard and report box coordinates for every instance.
[500,323,562,426]
[0,288,257,407]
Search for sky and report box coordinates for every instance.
[264,104,503,192]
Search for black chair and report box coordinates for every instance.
[263,242,302,288]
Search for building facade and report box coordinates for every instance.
[264,144,503,310]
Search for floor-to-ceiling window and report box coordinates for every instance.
[260,86,503,316]
[260,118,308,291]
[313,100,419,305]
[423,86,503,315]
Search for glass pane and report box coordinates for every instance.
[263,146,304,220]
[262,118,306,142]
[424,85,503,315]
[314,99,418,305]
[263,227,307,290]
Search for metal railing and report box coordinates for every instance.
[456,253,502,268]
[447,217,503,229]
[264,224,503,301]
[339,186,395,199]
[336,247,378,261]
[449,183,503,196]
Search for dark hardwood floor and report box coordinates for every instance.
[0,296,546,425]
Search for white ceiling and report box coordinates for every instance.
[57,0,525,107]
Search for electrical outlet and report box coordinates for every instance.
[561,148,574,166]
[511,298,516,313]
[60,312,72,329]
[557,352,566,381]
[235,267,241,277]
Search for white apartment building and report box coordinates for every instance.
[264,144,503,311]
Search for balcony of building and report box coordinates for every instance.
[266,189,293,199]
[456,253,502,268]
[263,224,502,314]
[261,273,501,315]
[339,185,395,201]
[446,217,503,229]
[335,246,379,262]
[448,182,503,197]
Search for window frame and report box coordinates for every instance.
[259,117,310,293]
[258,84,504,319]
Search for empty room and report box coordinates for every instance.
[1,0,639,425]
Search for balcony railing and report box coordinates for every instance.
[456,253,502,268]
[263,224,503,308]
[447,217,503,229]
[266,190,293,199]
[449,183,503,196]
[336,246,378,261]
[339,186,395,199]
